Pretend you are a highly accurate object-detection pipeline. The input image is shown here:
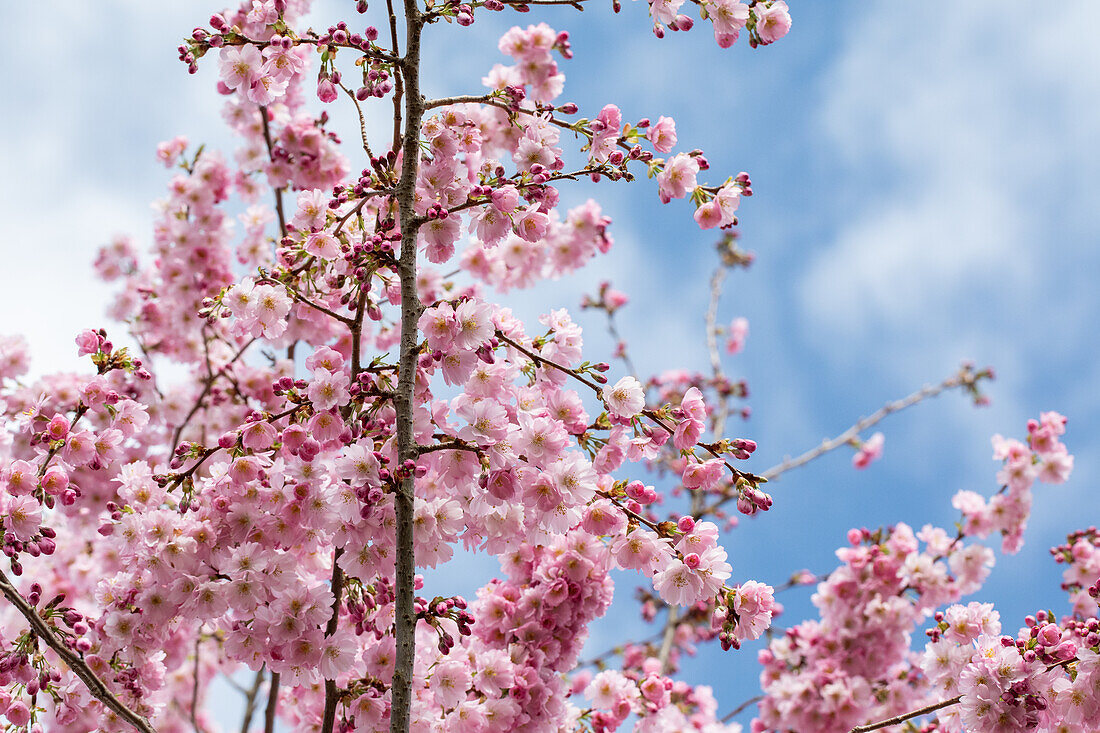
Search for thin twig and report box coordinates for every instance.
[496,331,765,487]
[849,694,961,732]
[655,606,680,671]
[238,668,265,733]
[258,107,288,239]
[720,694,763,724]
[190,632,203,733]
[698,367,980,517]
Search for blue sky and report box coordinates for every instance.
[2,0,1099,727]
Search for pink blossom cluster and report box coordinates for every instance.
[1053,527,1100,620]
[755,417,1079,732]
[953,411,1073,553]
[644,0,791,49]
[921,602,1100,732]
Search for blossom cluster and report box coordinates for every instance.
[754,417,1076,732]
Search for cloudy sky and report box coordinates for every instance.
[2,0,1098,726]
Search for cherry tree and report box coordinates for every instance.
[1,1,1097,732]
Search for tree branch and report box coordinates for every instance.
[0,571,157,733]
[238,668,265,733]
[698,365,985,517]
[264,672,280,733]
[389,1,426,729]
[849,694,961,732]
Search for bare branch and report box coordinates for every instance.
[850,695,961,732]
[264,672,280,733]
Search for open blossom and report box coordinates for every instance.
[261,39,305,81]
[420,303,458,352]
[754,1,792,44]
[305,231,341,260]
[731,580,774,641]
[292,189,328,232]
[2,494,41,541]
[319,629,357,679]
[604,376,645,419]
[674,386,707,450]
[653,559,707,606]
[852,431,884,469]
[74,329,102,357]
[218,44,263,91]
[589,104,622,162]
[421,215,461,263]
[647,116,677,153]
[513,205,550,243]
[682,458,725,491]
[656,153,699,203]
[694,199,724,229]
[452,299,494,351]
[307,370,350,411]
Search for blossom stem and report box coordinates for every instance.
[719,694,763,724]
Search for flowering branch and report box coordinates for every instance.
[697,362,991,517]
[761,363,991,482]
[496,331,766,487]
[0,571,156,733]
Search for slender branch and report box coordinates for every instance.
[423,93,494,110]
[386,0,404,155]
[319,549,345,733]
[318,273,371,733]
[417,440,481,455]
[720,694,763,724]
[496,331,765,486]
[238,668,265,733]
[698,366,982,517]
[655,606,680,671]
[264,672,280,733]
[604,311,637,378]
[705,267,728,380]
[217,33,399,64]
[190,632,203,733]
[576,628,667,669]
[703,263,734,446]
[339,83,376,161]
[256,275,354,326]
[0,571,157,733]
[849,694,961,732]
[762,375,965,482]
[258,107,288,239]
[170,335,257,451]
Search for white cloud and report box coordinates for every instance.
[799,2,1100,379]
